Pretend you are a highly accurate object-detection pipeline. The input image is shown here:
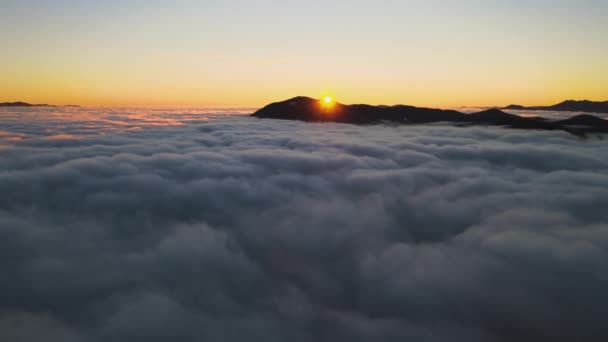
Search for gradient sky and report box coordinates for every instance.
[2,0,607,107]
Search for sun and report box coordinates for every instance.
[323,96,333,104]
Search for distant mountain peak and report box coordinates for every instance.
[0,102,75,108]
[504,104,525,110]
[503,100,608,114]
[0,101,52,107]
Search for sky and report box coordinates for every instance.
[1,0,607,107]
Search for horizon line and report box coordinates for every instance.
[3,97,607,110]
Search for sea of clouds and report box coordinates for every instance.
[1,107,607,342]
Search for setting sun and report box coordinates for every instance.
[323,96,333,104]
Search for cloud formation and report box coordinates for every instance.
[1,107,607,341]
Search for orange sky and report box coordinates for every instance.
[2,1,607,108]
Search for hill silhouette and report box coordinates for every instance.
[0,102,53,107]
[253,97,608,136]
[504,100,608,114]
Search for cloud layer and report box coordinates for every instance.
[1,107,608,341]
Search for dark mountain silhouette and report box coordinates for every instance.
[253,97,608,136]
[503,100,608,114]
[504,104,526,110]
[0,102,54,107]
[556,114,608,132]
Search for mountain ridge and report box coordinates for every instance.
[252,97,608,136]
[503,100,608,114]
[0,102,55,107]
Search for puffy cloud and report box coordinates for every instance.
[0,107,607,341]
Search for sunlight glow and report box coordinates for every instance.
[324,96,333,104]
[2,2,607,107]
